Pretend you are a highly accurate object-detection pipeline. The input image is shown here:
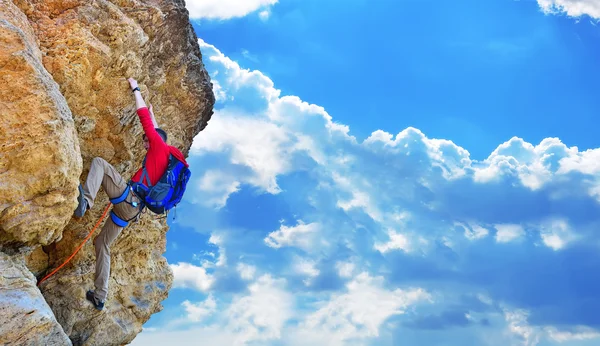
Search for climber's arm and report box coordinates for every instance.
[148,104,159,128]
[127,77,160,142]
[127,78,147,110]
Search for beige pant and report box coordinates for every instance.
[82,157,142,302]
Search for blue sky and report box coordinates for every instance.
[132,1,600,345]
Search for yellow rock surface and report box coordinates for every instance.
[0,0,215,344]
[0,0,82,248]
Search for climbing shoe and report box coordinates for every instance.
[74,185,88,218]
[86,290,104,311]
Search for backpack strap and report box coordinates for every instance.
[138,155,152,188]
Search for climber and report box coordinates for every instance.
[73,77,188,310]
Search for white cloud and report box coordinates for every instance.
[131,326,237,346]
[473,137,564,190]
[558,147,600,175]
[335,261,355,278]
[131,275,293,346]
[364,127,472,180]
[546,326,600,342]
[539,218,576,250]
[198,39,280,102]
[196,170,241,209]
[460,222,489,241]
[264,220,321,252]
[209,233,227,267]
[289,272,431,345]
[292,256,320,286]
[142,38,600,345]
[374,230,410,254]
[170,262,214,292]
[182,294,217,322]
[259,10,271,21]
[503,308,600,345]
[191,233,227,269]
[495,224,525,243]
[225,275,294,345]
[236,263,257,281]
[185,0,278,20]
[191,113,293,195]
[504,309,542,346]
[537,0,600,19]
[195,37,600,224]
[210,78,229,102]
[334,172,383,223]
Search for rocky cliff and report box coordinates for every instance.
[0,0,215,345]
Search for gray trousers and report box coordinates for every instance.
[82,157,142,302]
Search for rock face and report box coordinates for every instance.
[0,252,71,345]
[0,0,82,248]
[0,0,215,345]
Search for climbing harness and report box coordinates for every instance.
[36,186,145,287]
[37,203,112,287]
[108,184,144,227]
[36,145,187,286]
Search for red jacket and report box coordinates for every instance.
[131,107,188,187]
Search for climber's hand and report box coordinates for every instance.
[127,77,138,90]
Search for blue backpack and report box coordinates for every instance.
[131,152,191,215]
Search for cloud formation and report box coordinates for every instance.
[135,18,600,346]
[537,0,600,19]
[185,0,278,20]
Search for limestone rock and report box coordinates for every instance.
[0,0,82,248]
[0,0,215,345]
[41,216,173,345]
[0,252,72,346]
[25,246,50,277]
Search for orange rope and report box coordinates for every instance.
[37,203,112,287]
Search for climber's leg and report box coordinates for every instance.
[92,216,123,304]
[76,157,127,217]
[90,192,142,306]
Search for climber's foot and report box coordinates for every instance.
[74,185,88,218]
[86,290,104,311]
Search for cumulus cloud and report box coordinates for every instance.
[143,38,600,345]
[170,262,214,292]
[456,222,490,241]
[182,294,217,323]
[185,0,278,20]
[191,113,294,197]
[132,275,293,346]
[236,263,257,281]
[335,261,356,278]
[374,230,411,254]
[505,309,542,346]
[191,232,227,269]
[494,224,525,243]
[225,275,294,344]
[538,218,577,250]
[537,0,600,19]
[503,308,600,345]
[259,10,271,21]
[546,326,600,342]
[196,170,241,209]
[287,272,431,345]
[292,256,320,286]
[264,220,322,252]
